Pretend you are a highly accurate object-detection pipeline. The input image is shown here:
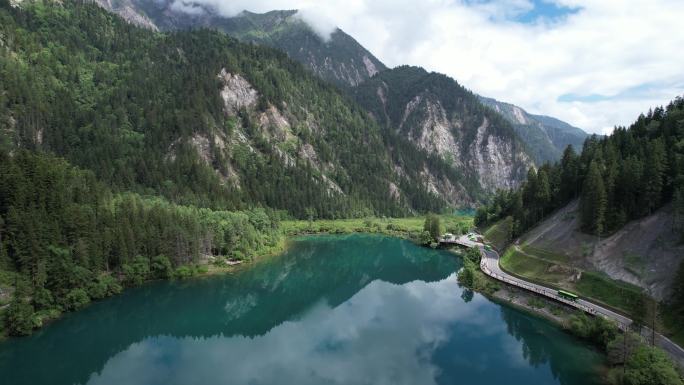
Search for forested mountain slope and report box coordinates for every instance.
[477,97,684,239]
[353,66,533,192]
[0,0,469,218]
[479,96,588,163]
[95,0,387,88]
[94,1,546,191]
[0,149,284,335]
[95,1,587,167]
[476,96,684,328]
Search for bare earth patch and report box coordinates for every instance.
[520,200,684,300]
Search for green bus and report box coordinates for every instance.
[557,290,579,301]
[484,245,492,251]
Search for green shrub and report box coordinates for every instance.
[458,264,474,287]
[567,312,618,348]
[607,332,642,366]
[624,345,683,385]
[87,274,122,299]
[423,214,441,241]
[549,305,564,316]
[464,247,481,264]
[33,308,61,328]
[457,257,499,295]
[230,250,246,261]
[212,257,227,267]
[4,298,36,336]
[419,230,433,246]
[173,265,195,280]
[151,255,173,279]
[32,287,54,310]
[122,255,150,286]
[64,288,90,311]
[386,223,399,231]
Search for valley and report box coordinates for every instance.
[0,0,682,384]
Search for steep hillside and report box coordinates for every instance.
[93,1,540,195]
[0,0,461,218]
[480,96,588,163]
[95,1,587,172]
[476,95,684,322]
[96,0,387,88]
[353,66,533,192]
[519,200,684,300]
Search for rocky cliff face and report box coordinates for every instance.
[354,66,533,194]
[208,68,475,208]
[466,118,530,191]
[479,96,588,163]
[208,69,344,195]
[93,0,158,30]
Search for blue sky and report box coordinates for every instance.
[513,0,580,23]
[463,0,581,23]
[559,81,684,104]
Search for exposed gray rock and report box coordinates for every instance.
[94,0,159,30]
[467,117,531,191]
[218,69,259,115]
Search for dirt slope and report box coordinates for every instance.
[519,200,684,300]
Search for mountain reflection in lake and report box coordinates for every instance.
[0,234,604,385]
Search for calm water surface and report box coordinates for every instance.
[0,234,605,385]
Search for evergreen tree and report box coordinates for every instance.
[0,150,283,336]
[535,168,551,217]
[674,187,684,240]
[643,139,667,215]
[581,161,607,235]
[624,345,683,385]
[423,214,441,241]
[4,297,35,336]
[560,145,579,201]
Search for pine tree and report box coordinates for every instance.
[535,169,551,217]
[643,139,667,215]
[423,213,441,241]
[581,161,607,235]
[560,145,579,201]
[674,187,684,240]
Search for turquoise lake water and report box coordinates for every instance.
[0,234,605,385]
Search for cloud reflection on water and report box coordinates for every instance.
[86,274,491,385]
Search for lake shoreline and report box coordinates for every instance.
[284,232,586,338]
[1,233,610,385]
[0,226,604,352]
[0,235,291,340]
[444,248,578,330]
[0,228,583,342]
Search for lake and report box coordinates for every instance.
[0,234,605,385]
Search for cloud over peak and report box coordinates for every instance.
[165,0,684,134]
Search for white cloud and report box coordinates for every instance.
[167,0,684,134]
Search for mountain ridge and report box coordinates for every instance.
[93,0,587,165]
[94,1,538,191]
[479,96,588,163]
[101,0,388,88]
[1,0,459,218]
